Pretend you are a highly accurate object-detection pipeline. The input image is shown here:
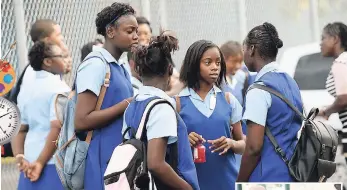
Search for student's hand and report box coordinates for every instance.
[188,132,206,147]
[27,161,44,182]
[317,108,329,120]
[208,136,234,155]
[16,158,30,177]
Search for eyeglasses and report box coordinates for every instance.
[45,54,69,59]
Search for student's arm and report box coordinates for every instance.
[146,104,192,190]
[237,88,271,182]
[74,58,131,131]
[11,104,30,174]
[320,63,347,117]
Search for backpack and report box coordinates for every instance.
[249,83,338,182]
[104,98,172,190]
[54,51,111,190]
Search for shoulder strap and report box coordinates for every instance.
[135,99,174,140]
[248,83,307,165]
[175,96,181,113]
[249,83,305,120]
[224,92,231,104]
[78,52,111,144]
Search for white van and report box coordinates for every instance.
[279,43,342,132]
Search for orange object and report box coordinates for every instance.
[0,42,17,96]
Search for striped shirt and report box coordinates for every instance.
[325,52,347,150]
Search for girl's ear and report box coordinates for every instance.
[43,58,52,68]
[168,64,173,76]
[250,45,255,57]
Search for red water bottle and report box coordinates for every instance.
[193,143,206,163]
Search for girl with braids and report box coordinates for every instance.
[73,2,138,189]
[122,32,199,190]
[177,40,245,190]
[319,22,347,164]
[237,22,303,182]
[12,41,71,190]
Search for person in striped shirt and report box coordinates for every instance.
[319,22,347,163]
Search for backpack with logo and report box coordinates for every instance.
[54,51,111,190]
[249,83,338,182]
[104,98,177,190]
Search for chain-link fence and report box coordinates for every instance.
[2,0,347,189]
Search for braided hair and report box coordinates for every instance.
[324,22,347,50]
[28,41,56,71]
[245,22,283,60]
[179,40,227,90]
[133,31,179,78]
[95,2,135,36]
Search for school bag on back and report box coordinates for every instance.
[249,83,338,182]
[54,51,111,190]
[104,98,176,190]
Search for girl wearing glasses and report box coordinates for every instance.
[12,41,71,190]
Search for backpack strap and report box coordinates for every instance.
[72,51,111,144]
[224,92,231,104]
[134,99,175,140]
[175,96,181,113]
[248,83,306,165]
[85,61,111,144]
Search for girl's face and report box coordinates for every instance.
[225,53,243,75]
[320,31,337,57]
[108,15,139,52]
[44,45,71,74]
[199,47,221,85]
[138,23,152,46]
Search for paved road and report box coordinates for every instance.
[328,146,347,187]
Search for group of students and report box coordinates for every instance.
[6,2,347,190]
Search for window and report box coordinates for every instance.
[293,53,334,90]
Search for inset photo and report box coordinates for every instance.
[236,183,343,190]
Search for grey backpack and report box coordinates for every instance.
[54,51,111,189]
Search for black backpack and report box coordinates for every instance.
[250,84,338,182]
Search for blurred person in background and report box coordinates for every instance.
[220,40,245,104]
[4,19,69,158]
[319,22,347,165]
[73,3,137,189]
[137,16,152,46]
[12,41,71,190]
[178,40,245,190]
[238,22,303,182]
[80,38,104,61]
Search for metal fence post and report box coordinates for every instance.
[159,0,168,30]
[309,0,320,42]
[237,0,248,42]
[13,0,28,73]
[140,0,151,21]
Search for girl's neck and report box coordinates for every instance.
[143,78,168,92]
[104,41,122,61]
[334,48,346,59]
[194,82,214,101]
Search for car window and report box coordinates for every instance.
[294,53,334,90]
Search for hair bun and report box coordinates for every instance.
[263,22,283,49]
[133,45,148,59]
[150,30,179,55]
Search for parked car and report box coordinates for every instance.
[279,42,342,132]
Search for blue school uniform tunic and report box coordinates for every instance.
[243,62,303,182]
[122,86,200,189]
[76,46,133,190]
[177,86,242,190]
[18,70,70,190]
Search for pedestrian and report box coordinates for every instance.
[12,41,71,190]
[237,22,303,182]
[122,32,199,190]
[319,22,347,186]
[73,2,138,189]
[177,39,245,190]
